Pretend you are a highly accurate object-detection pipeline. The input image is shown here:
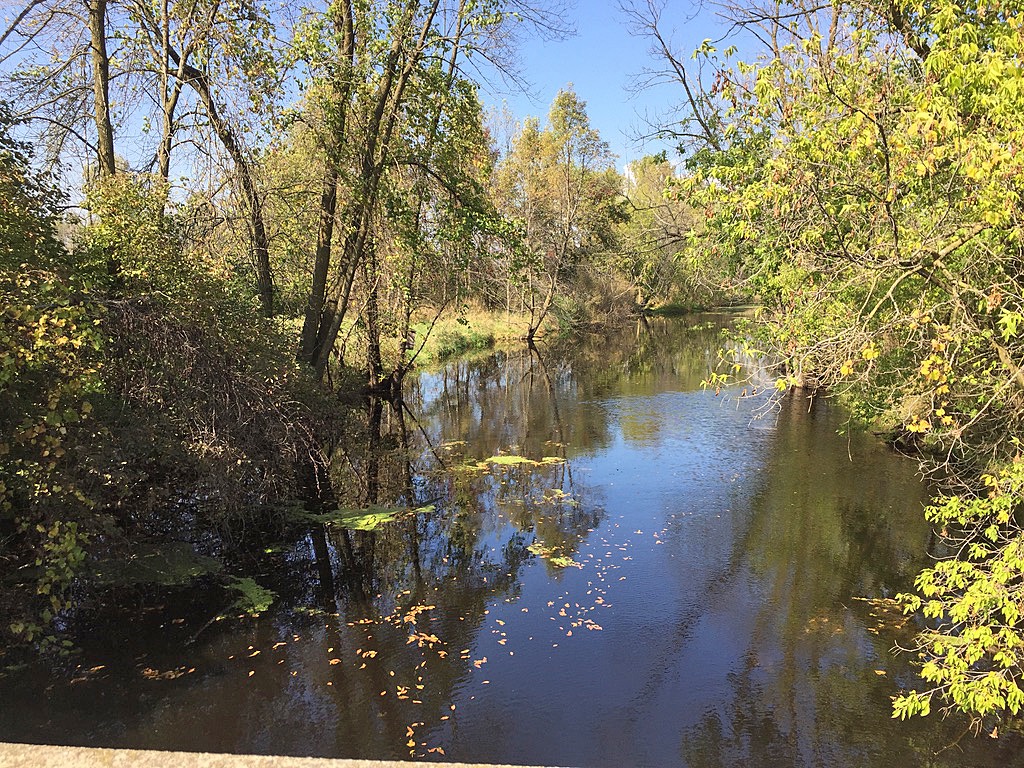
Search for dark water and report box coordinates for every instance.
[2,314,1022,766]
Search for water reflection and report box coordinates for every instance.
[1,314,1021,766]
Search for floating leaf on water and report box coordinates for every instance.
[262,543,291,555]
[141,666,190,680]
[528,541,582,568]
[548,555,582,569]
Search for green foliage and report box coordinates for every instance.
[2,145,325,650]
[490,88,625,334]
[666,0,1024,722]
[431,325,495,361]
[81,174,178,287]
[616,155,708,308]
[895,460,1024,720]
[0,116,104,649]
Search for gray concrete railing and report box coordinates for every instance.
[0,742,555,768]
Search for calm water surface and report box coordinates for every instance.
[2,314,1021,766]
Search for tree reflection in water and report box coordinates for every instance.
[3,314,1023,765]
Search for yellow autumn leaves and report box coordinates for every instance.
[830,316,958,437]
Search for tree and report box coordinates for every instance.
[0,108,103,647]
[293,0,573,377]
[617,152,700,308]
[639,0,1024,723]
[492,87,623,342]
[88,0,116,175]
[2,0,283,312]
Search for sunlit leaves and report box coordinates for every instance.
[1,124,104,649]
[490,87,623,336]
[895,460,1024,719]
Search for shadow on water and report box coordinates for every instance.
[1,314,1023,766]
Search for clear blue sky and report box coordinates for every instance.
[477,1,736,169]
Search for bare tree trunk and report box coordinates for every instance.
[528,270,559,344]
[155,0,183,182]
[364,246,384,387]
[174,54,274,316]
[88,0,116,176]
[300,168,340,363]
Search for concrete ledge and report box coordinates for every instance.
[0,742,554,768]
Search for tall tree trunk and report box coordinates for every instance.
[155,0,183,183]
[306,0,443,380]
[299,0,354,365]
[364,246,384,388]
[174,55,274,316]
[88,0,116,176]
[300,168,340,363]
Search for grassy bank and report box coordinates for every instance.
[406,310,534,366]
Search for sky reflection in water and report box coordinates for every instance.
[2,314,1021,767]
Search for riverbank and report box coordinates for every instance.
[402,301,727,368]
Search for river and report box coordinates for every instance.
[1,313,1020,766]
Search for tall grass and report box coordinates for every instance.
[408,308,532,366]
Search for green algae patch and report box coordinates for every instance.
[92,542,223,587]
[303,505,435,530]
[226,576,276,615]
[465,454,567,470]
